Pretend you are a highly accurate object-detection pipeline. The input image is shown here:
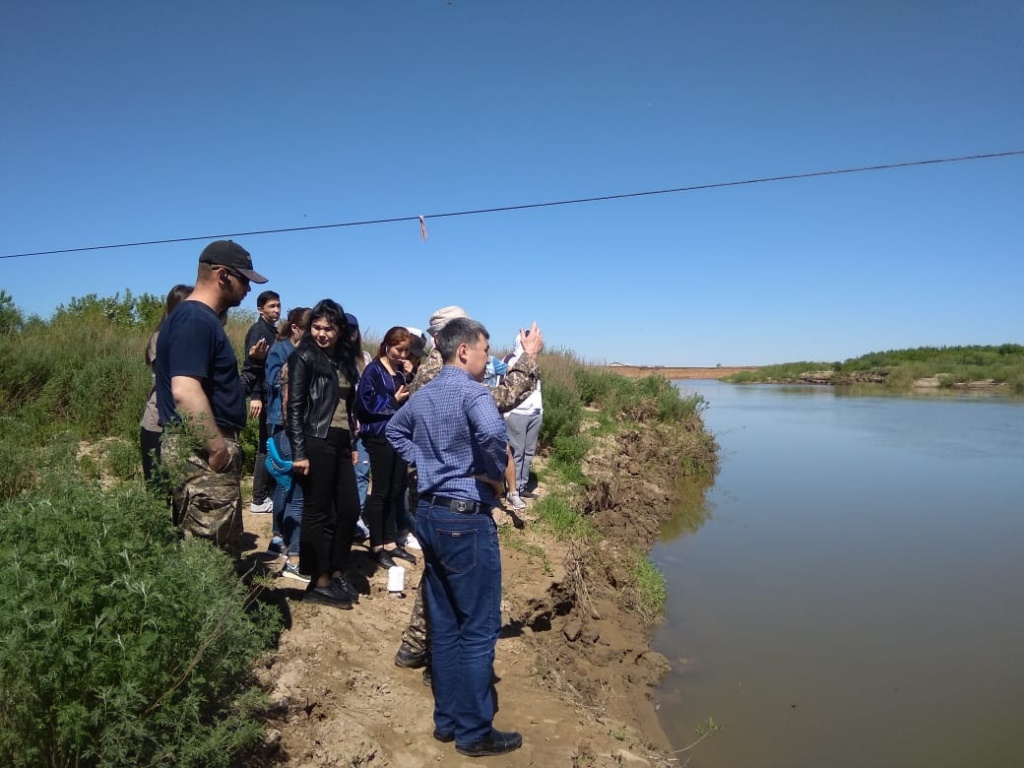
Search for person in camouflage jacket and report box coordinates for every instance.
[393,305,544,672]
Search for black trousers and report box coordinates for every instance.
[251,407,274,503]
[299,428,360,581]
[363,434,408,549]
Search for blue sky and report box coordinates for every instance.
[2,1,1021,365]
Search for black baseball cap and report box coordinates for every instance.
[198,240,268,284]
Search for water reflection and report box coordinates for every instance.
[659,473,715,540]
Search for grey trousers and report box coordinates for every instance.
[506,410,542,494]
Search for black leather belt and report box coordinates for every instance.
[424,495,490,514]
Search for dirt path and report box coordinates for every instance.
[244,422,714,767]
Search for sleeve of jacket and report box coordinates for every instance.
[265,344,286,408]
[467,386,509,480]
[490,352,539,414]
[286,350,310,461]
[407,349,442,395]
[356,362,398,425]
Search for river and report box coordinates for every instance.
[653,380,1024,768]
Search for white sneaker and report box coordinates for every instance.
[506,492,527,511]
[403,532,422,551]
[250,499,273,514]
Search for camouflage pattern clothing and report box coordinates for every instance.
[162,433,245,558]
[396,345,540,664]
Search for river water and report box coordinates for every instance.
[653,380,1024,768]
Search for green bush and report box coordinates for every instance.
[538,379,582,449]
[0,472,279,767]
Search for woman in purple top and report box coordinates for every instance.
[356,325,417,569]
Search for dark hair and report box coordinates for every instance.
[162,284,192,322]
[146,284,192,363]
[299,299,358,384]
[278,306,311,340]
[257,290,280,309]
[435,317,489,363]
[377,326,414,359]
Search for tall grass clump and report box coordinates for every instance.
[627,553,667,623]
[534,494,596,541]
[0,470,280,767]
[0,291,260,476]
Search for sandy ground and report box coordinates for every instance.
[241,421,714,768]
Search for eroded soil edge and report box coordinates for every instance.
[245,417,714,767]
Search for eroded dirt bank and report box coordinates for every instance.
[243,416,716,768]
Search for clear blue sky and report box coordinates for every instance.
[2,1,1021,365]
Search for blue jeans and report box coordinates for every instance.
[271,427,303,556]
[354,436,370,513]
[416,498,501,746]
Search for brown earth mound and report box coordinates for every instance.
[243,415,716,767]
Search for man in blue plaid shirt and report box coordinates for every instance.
[386,317,522,757]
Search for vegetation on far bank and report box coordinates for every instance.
[726,344,1024,395]
[0,290,717,766]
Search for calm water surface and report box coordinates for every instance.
[654,381,1024,768]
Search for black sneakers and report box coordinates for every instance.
[306,581,353,609]
[390,545,417,565]
[455,729,523,757]
[375,549,398,569]
[330,575,360,603]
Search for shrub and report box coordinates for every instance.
[0,471,280,767]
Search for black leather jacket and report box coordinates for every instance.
[285,344,357,461]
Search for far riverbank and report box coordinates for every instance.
[600,365,759,380]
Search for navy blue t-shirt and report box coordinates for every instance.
[154,301,246,431]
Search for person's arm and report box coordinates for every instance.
[265,344,285,410]
[491,323,544,413]
[385,405,417,465]
[356,362,400,424]
[467,386,509,485]
[171,375,230,471]
[286,350,311,471]
[407,349,442,395]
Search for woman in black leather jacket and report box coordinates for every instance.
[286,299,362,607]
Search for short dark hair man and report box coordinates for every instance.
[241,289,282,514]
[386,317,522,757]
[155,240,268,555]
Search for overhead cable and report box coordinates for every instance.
[2,149,1021,261]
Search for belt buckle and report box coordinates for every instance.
[452,500,471,513]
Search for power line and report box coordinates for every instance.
[2,149,1021,261]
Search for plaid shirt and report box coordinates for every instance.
[386,366,508,506]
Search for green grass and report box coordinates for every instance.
[629,553,667,621]
[534,495,597,541]
[726,344,1024,394]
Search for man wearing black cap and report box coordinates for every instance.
[155,240,268,555]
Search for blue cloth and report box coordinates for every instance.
[482,356,508,388]
[416,498,502,746]
[386,366,507,506]
[154,301,246,430]
[353,435,370,512]
[264,433,293,492]
[270,427,303,556]
[264,338,295,429]
[355,358,407,437]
